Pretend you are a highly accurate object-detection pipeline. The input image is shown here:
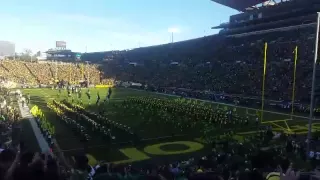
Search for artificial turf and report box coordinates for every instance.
[20,87,319,165]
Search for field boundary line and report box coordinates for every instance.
[18,102,51,153]
[261,119,292,123]
[269,122,288,131]
[128,88,320,120]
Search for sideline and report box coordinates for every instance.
[18,101,50,153]
[128,88,320,120]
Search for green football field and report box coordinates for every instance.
[20,87,320,165]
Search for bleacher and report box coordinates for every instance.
[0,61,101,85]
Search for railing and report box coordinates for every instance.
[228,23,316,37]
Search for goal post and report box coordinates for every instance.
[307,12,320,155]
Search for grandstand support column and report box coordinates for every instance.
[307,12,320,155]
[55,61,58,81]
[85,61,90,87]
[69,63,72,83]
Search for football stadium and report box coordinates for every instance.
[1,0,320,179]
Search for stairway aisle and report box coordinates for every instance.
[24,63,40,84]
[18,101,50,153]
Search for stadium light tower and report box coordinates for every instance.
[168,27,180,43]
[307,12,320,156]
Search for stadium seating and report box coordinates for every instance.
[25,62,52,84]
[93,25,316,103]
[0,61,101,85]
[1,61,37,85]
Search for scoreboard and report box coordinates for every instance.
[56,41,67,49]
[75,53,82,61]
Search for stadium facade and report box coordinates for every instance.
[36,41,82,62]
[82,0,319,63]
[45,49,82,62]
[211,0,266,11]
[0,41,15,58]
[213,0,320,35]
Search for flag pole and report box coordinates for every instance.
[291,46,298,119]
[261,42,268,123]
[307,12,320,155]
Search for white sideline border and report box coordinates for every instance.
[18,102,50,153]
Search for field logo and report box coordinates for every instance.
[144,141,204,155]
[86,141,204,165]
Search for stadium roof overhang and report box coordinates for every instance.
[211,0,267,11]
[45,48,72,53]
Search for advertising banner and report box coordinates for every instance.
[56,41,66,48]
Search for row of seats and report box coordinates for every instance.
[90,25,317,102]
[0,61,101,85]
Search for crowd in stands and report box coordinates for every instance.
[93,25,317,104]
[0,61,101,86]
[0,61,37,85]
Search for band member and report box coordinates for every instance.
[96,92,101,105]
[86,89,91,104]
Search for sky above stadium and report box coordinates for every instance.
[0,0,237,53]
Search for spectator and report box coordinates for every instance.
[69,155,89,180]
